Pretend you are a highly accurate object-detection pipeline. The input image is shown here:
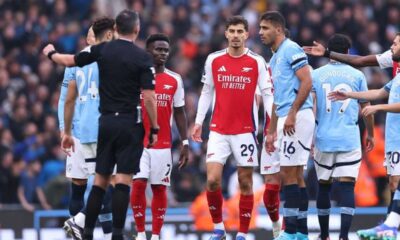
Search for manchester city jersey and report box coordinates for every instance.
[312,62,368,152]
[384,74,400,152]
[269,38,313,117]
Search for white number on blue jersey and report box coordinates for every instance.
[322,83,352,113]
[76,67,98,102]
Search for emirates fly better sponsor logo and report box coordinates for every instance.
[217,72,251,90]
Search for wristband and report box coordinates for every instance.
[182,139,189,146]
[47,50,57,60]
[323,48,331,58]
[150,127,159,135]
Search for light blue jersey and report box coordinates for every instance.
[384,74,400,152]
[74,61,100,144]
[269,38,313,117]
[312,63,368,152]
[58,67,80,139]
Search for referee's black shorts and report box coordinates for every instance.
[95,112,144,175]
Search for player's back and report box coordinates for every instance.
[75,54,100,144]
[385,74,400,152]
[312,62,368,152]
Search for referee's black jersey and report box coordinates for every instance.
[74,39,155,114]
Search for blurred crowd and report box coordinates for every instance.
[0,0,399,212]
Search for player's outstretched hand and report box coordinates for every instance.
[265,132,277,154]
[362,105,379,117]
[303,41,325,57]
[43,44,55,57]
[178,145,189,170]
[191,124,203,142]
[328,90,348,101]
[61,134,75,157]
[365,136,375,152]
[283,111,296,136]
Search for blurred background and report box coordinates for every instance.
[0,0,399,239]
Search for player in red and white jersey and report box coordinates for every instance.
[304,33,400,77]
[191,16,273,240]
[130,34,188,240]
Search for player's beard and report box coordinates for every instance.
[393,54,400,62]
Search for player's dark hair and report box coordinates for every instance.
[116,9,139,35]
[225,15,248,32]
[145,33,170,49]
[284,28,290,38]
[260,11,286,30]
[328,34,352,54]
[92,17,115,40]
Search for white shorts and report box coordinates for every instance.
[260,139,280,175]
[133,148,172,186]
[385,151,400,176]
[314,148,362,181]
[65,137,92,179]
[206,131,258,167]
[81,143,97,176]
[277,108,315,167]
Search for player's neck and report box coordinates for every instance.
[271,35,286,52]
[155,65,165,73]
[227,46,247,57]
[118,33,137,42]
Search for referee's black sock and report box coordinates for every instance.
[83,185,105,240]
[112,184,130,240]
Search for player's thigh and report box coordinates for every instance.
[278,109,315,167]
[133,148,151,180]
[81,143,97,176]
[230,132,258,167]
[206,131,231,165]
[148,149,173,186]
[332,149,362,180]
[66,137,88,179]
[260,142,280,175]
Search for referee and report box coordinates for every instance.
[43,10,158,240]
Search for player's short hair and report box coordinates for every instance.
[116,9,139,35]
[284,28,290,38]
[145,33,170,48]
[260,11,286,30]
[225,15,248,32]
[92,17,115,40]
[328,34,352,54]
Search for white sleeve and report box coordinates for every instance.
[261,88,274,120]
[201,55,214,87]
[256,57,273,92]
[376,50,393,69]
[173,74,185,107]
[195,83,214,125]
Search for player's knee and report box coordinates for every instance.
[389,178,400,192]
[238,179,253,194]
[207,177,221,191]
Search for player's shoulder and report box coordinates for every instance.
[247,49,267,63]
[164,68,183,83]
[206,49,228,62]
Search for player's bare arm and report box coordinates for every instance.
[42,44,76,67]
[360,102,375,152]
[284,65,312,136]
[143,89,159,147]
[329,88,389,101]
[62,80,78,155]
[362,103,400,117]
[174,106,189,170]
[303,41,379,67]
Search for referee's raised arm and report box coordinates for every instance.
[44,9,158,240]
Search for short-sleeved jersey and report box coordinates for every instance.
[202,48,272,134]
[312,63,368,152]
[376,50,400,77]
[269,38,313,117]
[74,47,100,144]
[384,74,400,152]
[58,67,81,139]
[142,69,185,149]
